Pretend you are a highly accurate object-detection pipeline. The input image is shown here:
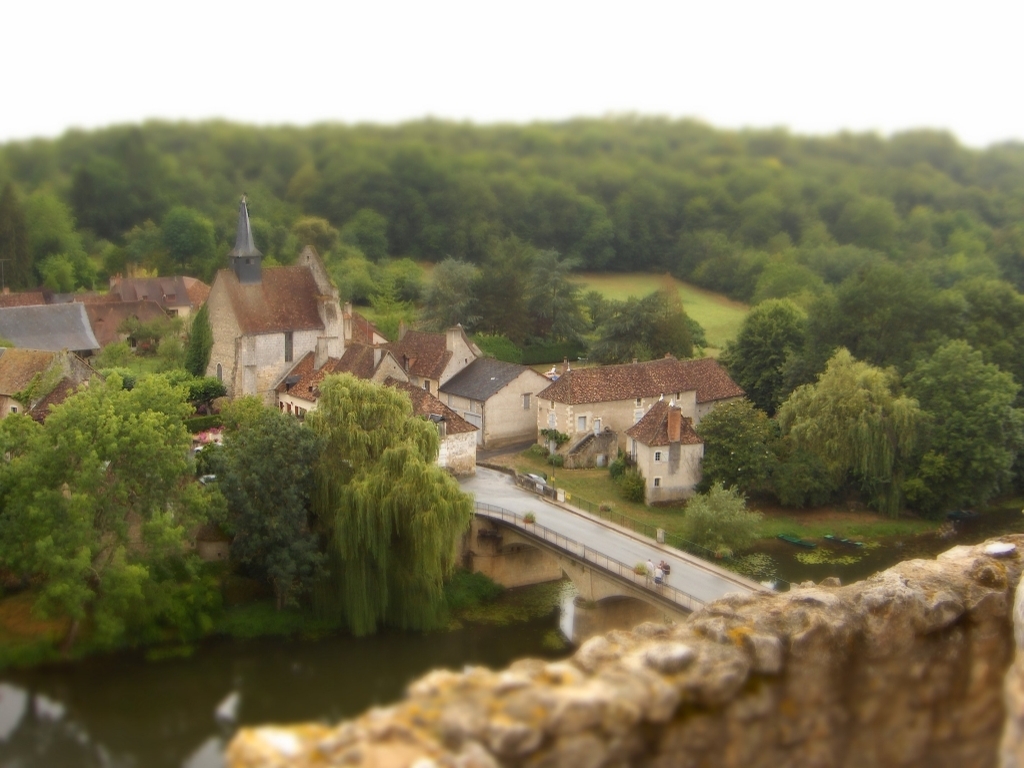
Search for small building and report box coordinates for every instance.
[0,303,100,356]
[385,325,480,396]
[440,357,550,447]
[625,400,704,503]
[387,379,478,476]
[0,348,98,420]
[205,198,344,403]
[84,299,168,348]
[108,275,211,319]
[537,356,743,453]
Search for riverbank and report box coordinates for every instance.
[0,569,565,673]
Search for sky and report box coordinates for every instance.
[2,0,1021,148]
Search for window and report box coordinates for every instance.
[594,418,602,432]
[548,411,556,428]
[216,363,223,381]
[10,406,17,414]
[654,450,663,462]
[423,380,431,393]
[168,308,178,317]
[654,477,661,488]
[577,415,586,431]
[635,398,642,407]
[284,332,293,363]
[523,393,531,410]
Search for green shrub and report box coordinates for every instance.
[681,483,763,554]
[443,569,505,611]
[548,454,564,468]
[473,334,523,363]
[608,454,628,480]
[525,444,549,459]
[187,415,223,433]
[618,468,647,503]
[523,512,537,524]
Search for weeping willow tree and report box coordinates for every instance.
[777,348,921,517]
[306,374,474,635]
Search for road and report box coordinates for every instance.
[460,467,762,604]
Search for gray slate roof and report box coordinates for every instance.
[0,303,100,352]
[440,358,539,401]
[229,196,262,258]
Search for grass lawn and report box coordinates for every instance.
[576,272,749,353]
[499,449,942,546]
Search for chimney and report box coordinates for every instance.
[446,325,460,352]
[668,406,682,443]
[314,338,329,370]
[399,321,408,341]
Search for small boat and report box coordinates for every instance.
[777,533,817,549]
[824,534,865,548]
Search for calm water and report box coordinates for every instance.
[0,615,566,768]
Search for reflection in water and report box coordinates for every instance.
[0,616,567,768]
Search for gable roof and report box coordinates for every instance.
[0,348,58,396]
[385,330,451,381]
[386,379,478,435]
[28,376,79,422]
[84,300,167,347]
[276,344,395,402]
[625,400,702,447]
[537,357,744,405]
[111,276,209,310]
[345,308,387,345]
[0,304,100,352]
[214,266,324,335]
[440,358,543,401]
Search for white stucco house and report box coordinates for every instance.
[625,399,704,503]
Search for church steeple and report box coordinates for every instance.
[229,195,262,283]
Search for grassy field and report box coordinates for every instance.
[576,272,749,353]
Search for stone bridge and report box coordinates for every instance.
[465,502,752,624]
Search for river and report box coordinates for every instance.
[0,613,567,767]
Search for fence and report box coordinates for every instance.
[474,501,706,614]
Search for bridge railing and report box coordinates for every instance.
[474,501,706,613]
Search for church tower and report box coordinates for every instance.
[229,196,262,284]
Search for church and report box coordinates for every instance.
[205,198,344,402]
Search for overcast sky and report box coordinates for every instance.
[2,0,1020,147]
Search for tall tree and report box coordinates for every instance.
[306,375,473,635]
[695,400,777,495]
[777,348,922,517]
[0,182,31,290]
[474,236,535,344]
[184,304,213,377]
[527,250,586,341]
[721,298,807,415]
[590,287,694,363]
[903,340,1024,514]
[421,257,480,331]
[0,375,218,649]
[215,408,324,609]
[162,206,217,277]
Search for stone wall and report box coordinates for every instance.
[227,537,1024,768]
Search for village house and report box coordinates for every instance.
[343,303,388,346]
[205,198,343,402]
[0,348,98,420]
[83,299,168,349]
[625,399,704,503]
[0,303,100,357]
[106,275,210,319]
[387,379,478,475]
[440,357,549,447]
[536,356,743,459]
[385,325,480,396]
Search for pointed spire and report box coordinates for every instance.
[229,195,262,258]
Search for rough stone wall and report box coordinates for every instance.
[441,431,477,476]
[564,430,619,469]
[227,537,1023,768]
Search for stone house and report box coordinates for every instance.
[0,303,101,357]
[385,326,480,396]
[0,348,98,420]
[536,356,743,453]
[205,198,343,403]
[625,399,704,503]
[84,299,168,349]
[387,379,478,476]
[440,357,549,447]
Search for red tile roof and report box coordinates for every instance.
[0,292,46,308]
[28,377,79,422]
[215,266,324,335]
[538,357,744,405]
[183,277,211,309]
[625,400,702,447]
[345,309,386,345]
[385,330,451,381]
[0,348,57,395]
[386,379,478,435]
[84,300,167,347]
[275,344,381,402]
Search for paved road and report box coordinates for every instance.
[460,467,761,604]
